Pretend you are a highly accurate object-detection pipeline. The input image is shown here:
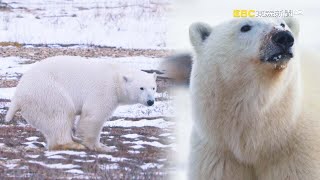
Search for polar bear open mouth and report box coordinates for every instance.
[267,52,293,63]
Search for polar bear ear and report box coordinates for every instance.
[152,72,157,80]
[189,22,212,50]
[123,76,132,83]
[284,18,299,37]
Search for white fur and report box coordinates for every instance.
[5,56,157,151]
[188,18,320,179]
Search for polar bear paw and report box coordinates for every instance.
[50,142,87,151]
[90,143,115,153]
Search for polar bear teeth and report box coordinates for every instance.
[272,54,283,61]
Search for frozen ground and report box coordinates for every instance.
[0,56,176,179]
[0,0,175,178]
[0,0,170,49]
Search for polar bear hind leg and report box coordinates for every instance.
[19,79,86,151]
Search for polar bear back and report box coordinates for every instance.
[15,56,132,112]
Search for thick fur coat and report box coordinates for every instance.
[188,18,320,179]
[5,56,157,152]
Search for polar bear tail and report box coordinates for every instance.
[5,99,19,122]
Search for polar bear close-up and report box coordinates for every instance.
[188,18,320,180]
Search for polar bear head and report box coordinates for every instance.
[120,71,157,106]
[189,18,300,84]
[189,18,303,165]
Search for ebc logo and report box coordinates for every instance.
[233,10,255,17]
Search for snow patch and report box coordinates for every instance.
[65,169,84,174]
[131,145,144,149]
[26,155,40,159]
[122,134,141,139]
[100,163,119,170]
[114,101,173,118]
[105,118,174,129]
[125,140,171,148]
[0,0,169,49]
[141,163,163,170]
[22,141,45,149]
[0,88,16,99]
[97,154,128,162]
[26,136,39,141]
[73,159,95,163]
[0,57,34,79]
[5,164,18,169]
[47,155,66,159]
[29,161,80,169]
[128,150,140,154]
[45,151,86,156]
[148,136,159,140]
[159,133,171,137]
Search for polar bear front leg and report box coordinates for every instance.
[76,107,113,153]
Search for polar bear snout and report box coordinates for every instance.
[272,31,294,51]
[260,30,295,64]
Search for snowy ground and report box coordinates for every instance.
[0,0,170,49]
[0,56,176,179]
[0,0,176,178]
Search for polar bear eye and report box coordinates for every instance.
[152,87,155,90]
[280,23,285,28]
[140,87,144,90]
[240,25,251,32]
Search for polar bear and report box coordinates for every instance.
[5,56,157,152]
[188,18,320,180]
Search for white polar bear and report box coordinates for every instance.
[5,56,157,152]
[188,18,320,179]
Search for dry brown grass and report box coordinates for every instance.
[0,42,176,179]
[0,110,175,179]
[0,45,172,60]
[0,42,23,48]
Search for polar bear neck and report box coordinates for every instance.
[115,74,126,104]
[191,57,303,164]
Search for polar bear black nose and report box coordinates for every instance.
[147,100,154,106]
[272,31,294,51]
